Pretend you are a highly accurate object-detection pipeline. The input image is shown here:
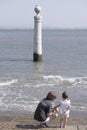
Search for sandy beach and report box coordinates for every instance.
[0,111,87,130]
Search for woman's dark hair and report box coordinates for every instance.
[46,91,56,101]
[62,91,68,99]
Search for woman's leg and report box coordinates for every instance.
[41,112,58,124]
[40,117,50,128]
[40,112,58,128]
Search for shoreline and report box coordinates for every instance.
[0,110,87,130]
[1,109,87,120]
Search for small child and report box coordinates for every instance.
[54,91,71,128]
[58,91,71,128]
[34,91,58,128]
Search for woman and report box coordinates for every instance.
[34,91,58,128]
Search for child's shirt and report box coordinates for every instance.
[59,99,71,117]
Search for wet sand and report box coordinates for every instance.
[0,111,87,130]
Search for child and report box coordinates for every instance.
[58,91,71,128]
[34,91,58,128]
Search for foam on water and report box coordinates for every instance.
[72,105,87,112]
[0,98,39,112]
[0,75,87,113]
[0,79,18,87]
[43,75,87,86]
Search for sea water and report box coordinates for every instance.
[0,29,87,116]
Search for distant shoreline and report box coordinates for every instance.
[0,28,87,31]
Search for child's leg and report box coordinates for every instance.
[63,116,68,128]
[59,115,63,128]
[60,118,63,128]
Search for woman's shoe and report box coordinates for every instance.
[40,123,48,128]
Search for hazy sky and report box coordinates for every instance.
[0,0,87,29]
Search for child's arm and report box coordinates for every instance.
[51,104,60,112]
[64,104,71,113]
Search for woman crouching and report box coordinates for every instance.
[34,91,58,128]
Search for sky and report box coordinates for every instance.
[0,0,87,29]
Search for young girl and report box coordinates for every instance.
[34,91,58,128]
[58,91,71,128]
[54,91,71,128]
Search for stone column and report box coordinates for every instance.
[33,5,42,61]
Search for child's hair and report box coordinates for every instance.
[46,91,56,101]
[62,91,68,99]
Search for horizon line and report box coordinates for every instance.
[0,27,87,30]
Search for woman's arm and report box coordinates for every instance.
[51,104,60,112]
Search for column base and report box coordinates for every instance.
[33,53,42,61]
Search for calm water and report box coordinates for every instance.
[0,29,87,117]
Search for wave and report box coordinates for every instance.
[72,105,87,112]
[0,79,18,87]
[43,75,87,86]
[0,101,86,112]
[0,99,39,112]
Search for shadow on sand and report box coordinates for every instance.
[16,124,58,129]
